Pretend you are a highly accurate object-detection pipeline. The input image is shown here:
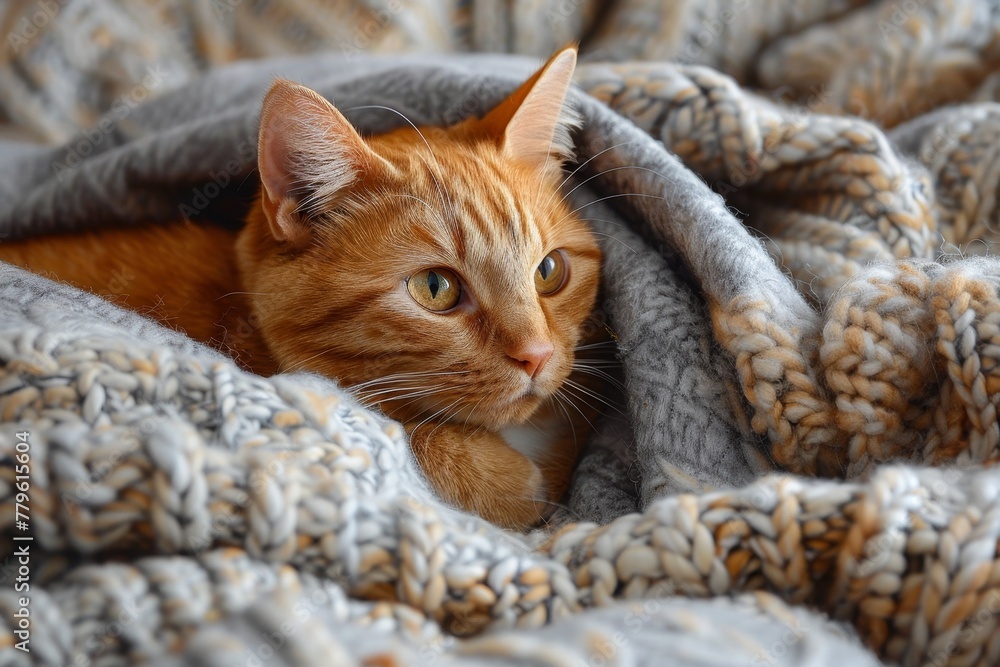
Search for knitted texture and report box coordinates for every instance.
[3,3,1000,666]
[3,310,998,666]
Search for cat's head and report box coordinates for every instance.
[237,47,601,430]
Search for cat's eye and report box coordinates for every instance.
[407,268,461,311]
[534,251,568,295]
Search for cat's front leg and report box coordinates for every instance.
[406,422,552,530]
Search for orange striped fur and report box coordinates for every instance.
[0,47,605,529]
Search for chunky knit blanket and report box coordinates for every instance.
[4,2,1000,666]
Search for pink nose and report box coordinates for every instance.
[508,341,554,379]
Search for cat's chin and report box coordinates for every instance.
[443,390,549,431]
[373,375,562,430]
[372,393,533,431]
[483,389,551,427]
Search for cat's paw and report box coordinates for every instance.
[407,422,553,530]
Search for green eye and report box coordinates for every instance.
[535,251,567,295]
[407,268,461,311]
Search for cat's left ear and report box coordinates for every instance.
[257,79,388,246]
[476,46,580,176]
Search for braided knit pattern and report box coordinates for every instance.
[544,465,1000,665]
[5,339,1000,666]
[577,62,940,263]
[754,0,1000,127]
[4,314,1000,665]
[576,62,1000,482]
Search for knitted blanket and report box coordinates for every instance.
[3,3,1000,666]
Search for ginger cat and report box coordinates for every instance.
[0,48,608,530]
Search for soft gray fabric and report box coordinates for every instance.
[586,207,769,504]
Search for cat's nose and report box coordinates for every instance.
[509,341,554,379]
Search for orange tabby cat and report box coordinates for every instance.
[0,47,604,529]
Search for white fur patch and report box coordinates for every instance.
[500,422,555,463]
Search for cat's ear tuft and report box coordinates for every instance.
[479,46,581,175]
[257,79,383,245]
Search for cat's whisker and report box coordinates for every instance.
[216,291,275,300]
[352,377,442,393]
[362,385,454,403]
[355,383,450,403]
[387,193,451,231]
[279,349,329,374]
[352,380,419,395]
[525,496,579,527]
[350,368,469,382]
[540,139,637,211]
[555,163,679,211]
[393,391,458,414]
[352,377,461,403]
[463,396,487,430]
[557,140,637,192]
[523,413,548,435]
[428,400,468,437]
[578,217,628,229]
[412,396,465,434]
[348,370,469,392]
[551,393,578,444]
[237,168,258,192]
[561,379,625,417]
[345,104,458,230]
[355,369,469,381]
[554,192,672,229]
[365,393,455,414]
[571,364,625,390]
[578,222,641,254]
[573,366,625,391]
[574,340,618,351]
[563,376,619,404]
[585,229,629,239]
[400,393,449,428]
[554,387,598,432]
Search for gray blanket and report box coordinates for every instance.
[3,51,1000,667]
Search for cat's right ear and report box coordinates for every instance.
[257,80,385,246]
